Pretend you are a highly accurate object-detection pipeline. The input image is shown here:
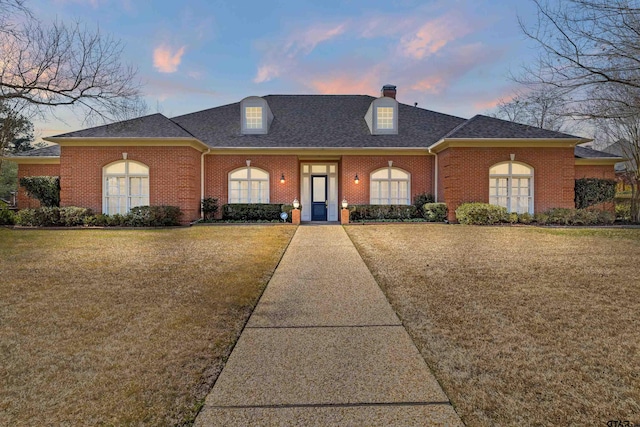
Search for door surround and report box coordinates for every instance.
[300,162,338,221]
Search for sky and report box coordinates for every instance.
[25,0,546,141]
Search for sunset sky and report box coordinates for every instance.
[27,0,547,140]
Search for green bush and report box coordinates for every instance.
[616,202,631,221]
[126,206,182,226]
[201,197,219,220]
[222,204,283,221]
[422,203,448,222]
[59,207,93,226]
[518,212,533,224]
[455,203,509,225]
[18,176,60,207]
[14,206,92,226]
[349,204,418,221]
[575,178,616,209]
[0,201,15,225]
[539,207,615,225]
[413,193,435,214]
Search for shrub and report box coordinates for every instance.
[59,207,92,226]
[539,207,615,225]
[127,206,182,226]
[201,197,219,220]
[422,203,448,222]
[508,212,519,224]
[0,202,15,225]
[518,212,533,224]
[14,209,37,226]
[349,205,418,221]
[413,193,435,215]
[18,176,60,207]
[222,204,283,221]
[575,178,617,209]
[455,203,509,225]
[616,202,631,221]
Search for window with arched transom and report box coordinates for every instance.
[489,161,534,214]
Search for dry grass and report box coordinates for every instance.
[346,224,640,426]
[0,225,295,426]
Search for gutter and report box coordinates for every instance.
[200,148,211,219]
[429,148,438,202]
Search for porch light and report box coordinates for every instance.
[354,174,359,184]
[280,173,285,184]
[293,198,300,209]
[341,199,348,209]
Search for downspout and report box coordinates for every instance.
[200,148,211,219]
[429,148,438,202]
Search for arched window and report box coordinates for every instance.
[228,166,269,203]
[103,160,149,215]
[489,161,534,214]
[370,166,410,205]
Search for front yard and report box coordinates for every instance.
[0,226,295,425]
[346,224,640,426]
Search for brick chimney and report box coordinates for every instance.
[381,84,397,99]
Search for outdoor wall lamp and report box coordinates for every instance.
[280,173,285,184]
[354,174,359,184]
[293,198,300,209]
[341,199,348,209]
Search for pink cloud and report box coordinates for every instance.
[253,23,347,83]
[399,14,472,59]
[411,77,444,94]
[153,45,186,73]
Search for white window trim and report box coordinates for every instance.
[369,166,411,205]
[102,160,149,215]
[228,166,270,203]
[489,161,534,214]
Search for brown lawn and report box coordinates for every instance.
[346,224,640,427]
[0,225,295,426]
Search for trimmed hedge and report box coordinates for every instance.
[575,178,616,209]
[349,204,418,221]
[201,197,219,220]
[455,203,509,225]
[422,203,448,222]
[221,204,290,222]
[19,176,60,207]
[534,208,615,225]
[14,205,182,227]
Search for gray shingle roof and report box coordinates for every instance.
[171,95,467,148]
[443,114,582,140]
[8,145,61,157]
[574,145,622,159]
[53,113,195,139]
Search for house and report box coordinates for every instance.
[8,85,621,223]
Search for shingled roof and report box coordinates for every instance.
[574,145,622,159]
[442,114,582,140]
[171,95,466,148]
[53,113,195,139]
[9,145,61,157]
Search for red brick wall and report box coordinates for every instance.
[204,155,299,206]
[60,146,201,223]
[439,147,576,221]
[575,164,616,180]
[340,155,433,204]
[16,163,61,208]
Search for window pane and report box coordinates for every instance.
[489,163,509,175]
[245,107,263,129]
[311,165,326,173]
[377,107,394,129]
[105,162,126,174]
[312,177,326,202]
[390,168,408,179]
[371,169,387,179]
[128,162,148,174]
[511,163,532,175]
[230,169,248,179]
[251,168,269,179]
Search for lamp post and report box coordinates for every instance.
[292,198,301,225]
[340,198,349,224]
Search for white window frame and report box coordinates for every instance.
[370,166,411,205]
[102,160,149,215]
[228,166,270,203]
[376,106,394,130]
[489,161,534,214]
[244,106,263,130]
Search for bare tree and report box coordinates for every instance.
[490,87,574,132]
[518,0,640,118]
[0,0,146,124]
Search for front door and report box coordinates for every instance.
[311,175,327,221]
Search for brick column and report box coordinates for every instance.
[340,208,349,224]
[292,208,301,225]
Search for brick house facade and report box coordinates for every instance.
[7,86,620,223]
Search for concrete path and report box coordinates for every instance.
[195,225,463,426]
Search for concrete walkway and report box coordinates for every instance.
[195,225,463,426]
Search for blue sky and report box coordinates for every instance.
[28,0,543,140]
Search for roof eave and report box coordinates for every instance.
[429,137,591,153]
[44,137,209,151]
[3,156,60,164]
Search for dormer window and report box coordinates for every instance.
[365,96,398,135]
[376,107,394,130]
[245,107,263,129]
[241,96,273,134]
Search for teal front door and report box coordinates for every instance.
[311,175,327,221]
